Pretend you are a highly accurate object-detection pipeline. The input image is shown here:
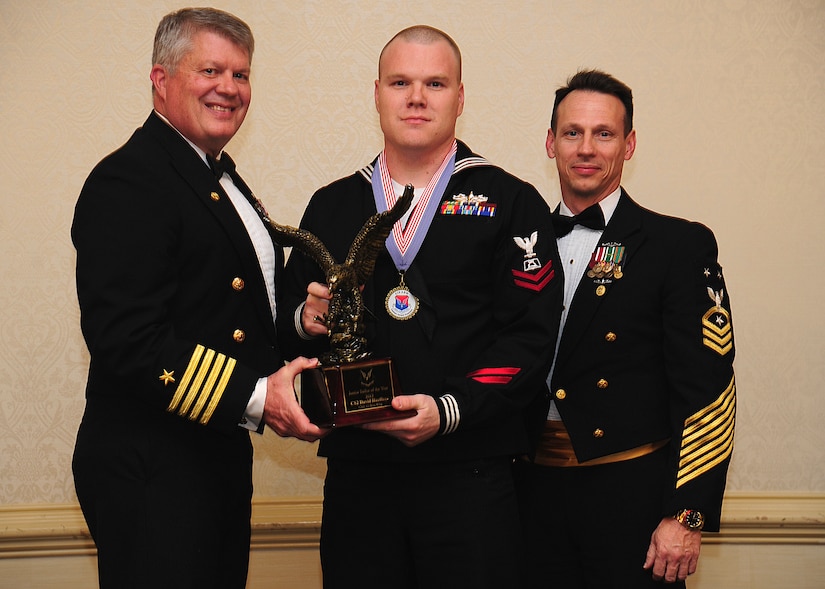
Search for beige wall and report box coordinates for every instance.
[1,0,824,585]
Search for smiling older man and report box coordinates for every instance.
[71,8,321,588]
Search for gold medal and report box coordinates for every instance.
[385,273,419,320]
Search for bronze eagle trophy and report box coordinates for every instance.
[265,184,414,365]
[262,184,416,427]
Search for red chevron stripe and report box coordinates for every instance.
[511,261,554,282]
[513,269,555,292]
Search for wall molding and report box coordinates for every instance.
[0,497,323,559]
[707,492,825,545]
[249,496,323,550]
[1,493,822,559]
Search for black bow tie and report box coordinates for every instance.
[206,153,236,179]
[551,204,605,237]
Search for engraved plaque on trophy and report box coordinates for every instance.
[299,357,408,428]
[265,185,417,427]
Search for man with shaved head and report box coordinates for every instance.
[279,25,562,588]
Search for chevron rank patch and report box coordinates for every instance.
[703,287,732,356]
[511,231,555,291]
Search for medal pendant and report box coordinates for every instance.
[386,274,419,320]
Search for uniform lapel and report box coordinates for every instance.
[555,190,645,365]
[144,114,278,338]
[225,167,286,306]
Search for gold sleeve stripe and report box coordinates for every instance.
[678,381,735,472]
[680,384,735,453]
[187,353,227,422]
[681,426,734,486]
[167,344,205,413]
[178,348,216,417]
[676,376,736,489]
[166,344,237,425]
[200,357,236,425]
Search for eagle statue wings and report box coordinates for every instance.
[265,184,415,364]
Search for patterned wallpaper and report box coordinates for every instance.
[1,0,823,504]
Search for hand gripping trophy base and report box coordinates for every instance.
[300,357,414,428]
[267,185,417,427]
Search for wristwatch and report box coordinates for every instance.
[674,509,705,531]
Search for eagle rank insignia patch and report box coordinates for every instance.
[702,288,732,356]
[511,231,555,292]
[514,232,542,272]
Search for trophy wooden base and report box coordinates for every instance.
[300,357,415,428]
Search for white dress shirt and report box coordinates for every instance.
[546,188,621,420]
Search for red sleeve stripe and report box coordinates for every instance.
[467,367,522,385]
[472,376,512,384]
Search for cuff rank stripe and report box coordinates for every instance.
[467,366,521,385]
[439,394,460,435]
[294,302,314,340]
[167,344,237,425]
[676,376,736,488]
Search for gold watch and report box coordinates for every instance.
[674,509,705,531]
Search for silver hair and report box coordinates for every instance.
[152,7,254,74]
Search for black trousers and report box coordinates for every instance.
[73,397,253,589]
[513,447,686,589]
[320,456,525,589]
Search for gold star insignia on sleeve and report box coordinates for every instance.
[159,369,176,386]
